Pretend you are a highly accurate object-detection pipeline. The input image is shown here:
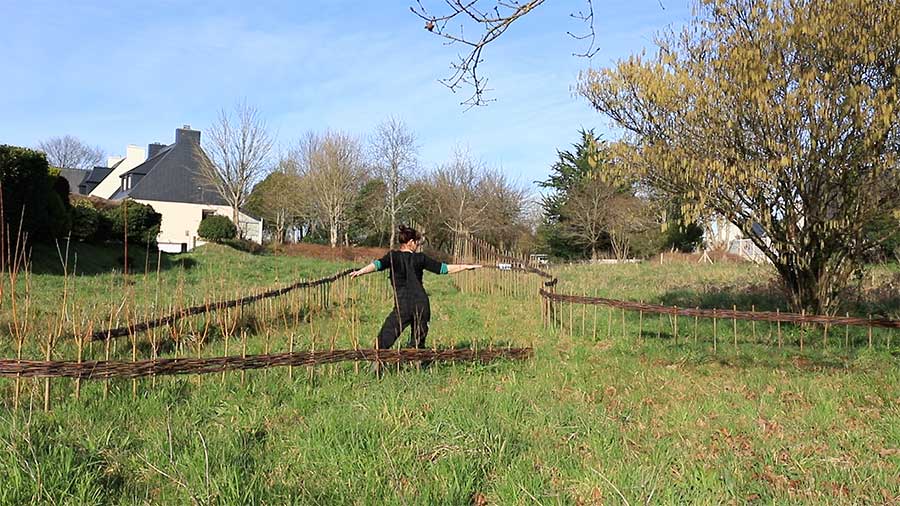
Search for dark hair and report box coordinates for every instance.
[398,225,422,245]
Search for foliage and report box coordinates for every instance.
[349,178,390,246]
[246,170,307,245]
[223,237,267,254]
[198,215,237,243]
[70,199,99,242]
[104,200,162,246]
[0,145,70,241]
[579,0,900,312]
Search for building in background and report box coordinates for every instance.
[80,145,147,198]
[109,126,262,253]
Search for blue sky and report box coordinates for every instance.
[0,0,692,192]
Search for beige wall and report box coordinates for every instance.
[90,145,146,199]
[134,199,262,252]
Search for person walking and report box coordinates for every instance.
[350,225,481,373]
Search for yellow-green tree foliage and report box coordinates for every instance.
[579,0,900,313]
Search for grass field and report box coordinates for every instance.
[1,244,898,505]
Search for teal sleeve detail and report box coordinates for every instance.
[373,260,383,271]
[440,263,449,275]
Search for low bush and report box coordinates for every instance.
[198,215,237,243]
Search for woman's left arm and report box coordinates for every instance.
[444,264,482,274]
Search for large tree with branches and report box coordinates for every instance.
[37,135,104,170]
[370,117,419,247]
[579,0,900,313]
[199,101,275,228]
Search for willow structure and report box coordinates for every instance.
[0,348,532,380]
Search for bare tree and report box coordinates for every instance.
[200,101,275,227]
[410,0,598,106]
[37,135,104,170]
[561,175,616,260]
[476,168,529,249]
[301,131,368,247]
[370,118,419,247]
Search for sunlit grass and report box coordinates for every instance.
[0,247,897,505]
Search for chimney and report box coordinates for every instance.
[175,124,200,145]
[126,144,146,163]
[148,143,167,159]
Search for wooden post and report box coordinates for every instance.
[638,302,643,342]
[581,290,586,337]
[693,309,699,344]
[592,299,598,341]
[732,305,738,350]
[673,307,678,345]
[713,309,718,353]
[776,309,782,348]
[751,305,757,342]
[844,313,850,349]
[621,307,626,340]
[800,310,805,351]
[867,315,872,349]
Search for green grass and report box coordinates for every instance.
[0,246,898,505]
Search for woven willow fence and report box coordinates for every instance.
[450,231,899,352]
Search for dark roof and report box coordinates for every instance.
[83,166,113,185]
[113,129,227,205]
[57,168,90,194]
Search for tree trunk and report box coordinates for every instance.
[329,219,338,248]
[232,206,242,238]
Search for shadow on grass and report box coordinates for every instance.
[30,242,198,276]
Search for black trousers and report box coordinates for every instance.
[376,300,430,350]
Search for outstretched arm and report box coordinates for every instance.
[350,262,377,279]
[445,264,482,274]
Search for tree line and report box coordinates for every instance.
[244,118,535,253]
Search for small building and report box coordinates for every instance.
[110,125,263,253]
[705,216,769,263]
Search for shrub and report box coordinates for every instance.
[70,199,99,242]
[0,145,70,241]
[104,200,161,246]
[224,237,266,254]
[198,215,237,243]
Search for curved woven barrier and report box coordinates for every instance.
[90,268,354,341]
[540,288,900,329]
[0,347,532,379]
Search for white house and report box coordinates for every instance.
[81,145,147,199]
[94,126,263,253]
[704,215,769,263]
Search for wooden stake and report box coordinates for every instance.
[751,305,757,342]
[638,302,643,342]
[776,309,783,347]
[713,309,718,353]
[732,305,738,350]
[867,315,872,348]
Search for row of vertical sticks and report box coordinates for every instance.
[448,230,898,351]
[3,267,393,410]
[541,291,897,352]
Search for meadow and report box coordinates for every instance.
[0,244,898,505]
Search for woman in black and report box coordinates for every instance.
[350,225,481,356]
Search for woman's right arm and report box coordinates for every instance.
[350,262,377,278]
